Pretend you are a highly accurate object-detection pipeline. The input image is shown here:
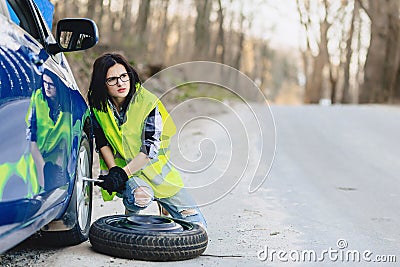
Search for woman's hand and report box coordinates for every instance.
[95,166,128,194]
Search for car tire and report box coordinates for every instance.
[89,214,208,261]
[42,133,93,246]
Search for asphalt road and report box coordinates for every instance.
[255,105,400,266]
[2,104,399,266]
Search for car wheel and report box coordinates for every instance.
[42,133,93,246]
[89,214,208,261]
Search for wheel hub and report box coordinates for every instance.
[117,214,184,232]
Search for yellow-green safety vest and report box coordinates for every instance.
[26,89,72,164]
[0,153,39,200]
[92,86,184,200]
[0,88,71,200]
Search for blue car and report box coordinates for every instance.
[0,0,98,253]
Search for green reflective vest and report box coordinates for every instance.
[0,153,39,200]
[0,88,71,200]
[27,89,71,164]
[92,86,184,200]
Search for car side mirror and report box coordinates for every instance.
[48,18,98,55]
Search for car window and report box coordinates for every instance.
[6,0,41,42]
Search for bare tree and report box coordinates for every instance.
[358,0,400,103]
[122,0,134,38]
[341,0,358,103]
[51,0,298,103]
[193,0,212,60]
[86,0,97,21]
[212,0,225,63]
[150,0,170,65]
[233,11,247,70]
[296,0,331,103]
[297,0,355,104]
[135,0,152,60]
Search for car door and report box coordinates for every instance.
[0,0,72,225]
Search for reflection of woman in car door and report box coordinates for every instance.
[26,72,71,191]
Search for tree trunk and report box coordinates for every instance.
[100,0,114,45]
[329,66,338,104]
[86,0,97,21]
[297,0,332,104]
[156,0,170,64]
[359,0,400,103]
[307,12,330,104]
[135,0,151,60]
[259,42,270,92]
[193,0,212,60]
[395,60,400,100]
[225,8,235,67]
[97,0,105,35]
[387,2,400,103]
[233,13,245,70]
[342,0,357,104]
[122,0,133,38]
[306,55,324,103]
[212,0,225,63]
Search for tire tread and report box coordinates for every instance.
[89,215,208,261]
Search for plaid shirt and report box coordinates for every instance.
[92,100,162,159]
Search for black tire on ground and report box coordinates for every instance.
[41,133,93,246]
[89,214,208,261]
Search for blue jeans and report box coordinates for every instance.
[119,177,207,229]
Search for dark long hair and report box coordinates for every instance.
[42,70,70,113]
[88,53,141,112]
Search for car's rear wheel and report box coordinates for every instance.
[42,133,92,246]
[89,214,208,261]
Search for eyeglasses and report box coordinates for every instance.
[105,73,131,86]
[43,81,55,89]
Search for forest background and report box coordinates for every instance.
[51,0,400,105]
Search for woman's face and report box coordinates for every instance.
[105,63,131,103]
[43,74,56,99]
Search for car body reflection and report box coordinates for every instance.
[27,71,71,192]
[0,0,98,253]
